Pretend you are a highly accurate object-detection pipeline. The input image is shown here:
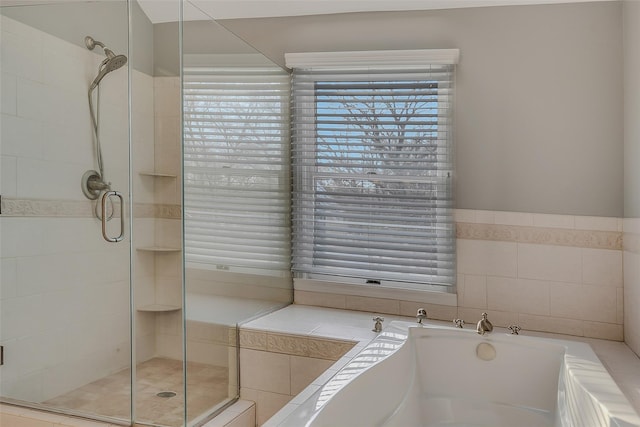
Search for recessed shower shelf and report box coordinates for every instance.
[139,171,177,178]
[136,246,182,252]
[137,304,181,312]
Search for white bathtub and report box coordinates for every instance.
[279,321,640,427]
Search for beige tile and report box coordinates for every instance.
[584,321,624,341]
[617,287,624,325]
[493,211,533,227]
[474,210,495,224]
[582,248,623,287]
[456,307,517,328]
[457,240,517,277]
[239,349,290,394]
[460,275,487,309]
[345,295,399,315]
[290,356,334,395]
[486,276,518,312]
[453,209,476,223]
[294,290,346,309]
[518,314,583,336]
[240,388,291,427]
[532,213,575,229]
[580,285,618,323]
[0,414,54,427]
[456,274,465,306]
[225,406,256,427]
[574,216,619,232]
[549,282,583,320]
[517,243,582,283]
[516,279,550,316]
[398,301,457,322]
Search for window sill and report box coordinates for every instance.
[294,278,457,307]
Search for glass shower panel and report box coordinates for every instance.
[0,1,132,424]
[181,2,293,424]
[131,1,186,426]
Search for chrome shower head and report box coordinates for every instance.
[85,36,127,91]
[89,54,127,90]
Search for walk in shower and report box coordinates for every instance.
[0,1,292,426]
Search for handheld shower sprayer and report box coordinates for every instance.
[81,36,127,202]
[85,36,127,93]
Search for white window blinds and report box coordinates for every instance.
[183,59,291,276]
[288,51,457,290]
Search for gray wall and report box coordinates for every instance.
[624,0,640,219]
[1,0,154,75]
[623,1,640,354]
[221,1,624,217]
[154,20,267,76]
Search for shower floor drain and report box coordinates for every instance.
[156,391,177,398]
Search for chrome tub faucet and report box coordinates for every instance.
[476,312,493,335]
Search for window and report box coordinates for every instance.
[287,50,457,292]
[183,56,291,277]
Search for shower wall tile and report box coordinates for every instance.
[15,78,47,121]
[0,29,44,83]
[16,157,86,201]
[42,120,92,166]
[1,72,17,114]
[43,46,92,94]
[1,155,17,197]
[0,18,137,403]
[0,258,17,300]
[1,114,43,159]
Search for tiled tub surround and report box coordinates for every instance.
[278,320,640,427]
[4,305,640,427]
[242,305,640,427]
[296,209,624,341]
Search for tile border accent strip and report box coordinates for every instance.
[0,198,181,219]
[0,201,622,249]
[0,198,94,217]
[239,328,356,361]
[456,222,623,250]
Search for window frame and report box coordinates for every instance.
[288,52,458,294]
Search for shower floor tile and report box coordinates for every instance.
[44,357,229,427]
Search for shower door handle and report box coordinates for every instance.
[101,190,124,243]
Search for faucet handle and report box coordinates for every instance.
[508,325,522,335]
[372,316,384,333]
[453,318,465,328]
[416,308,428,324]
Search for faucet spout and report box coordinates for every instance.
[476,312,493,335]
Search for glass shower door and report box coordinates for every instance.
[0,1,133,423]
